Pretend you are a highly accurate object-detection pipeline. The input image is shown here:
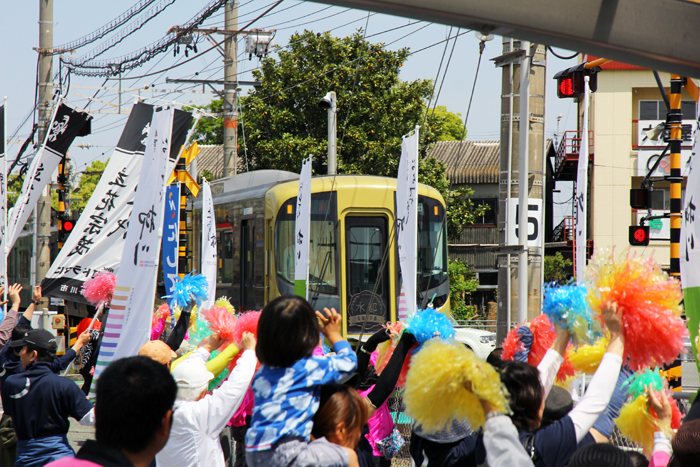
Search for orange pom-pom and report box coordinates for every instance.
[501,327,523,361]
[587,249,686,370]
[233,311,261,346]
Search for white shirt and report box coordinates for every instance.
[156,349,257,467]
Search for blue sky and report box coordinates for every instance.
[1,1,581,221]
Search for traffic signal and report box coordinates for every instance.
[553,64,599,98]
[630,189,651,209]
[629,225,650,246]
[58,217,74,248]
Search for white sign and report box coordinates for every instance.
[637,210,670,240]
[507,198,542,247]
[636,149,692,177]
[293,156,312,298]
[396,127,419,320]
[91,108,174,395]
[682,118,700,289]
[637,119,694,149]
[201,179,217,310]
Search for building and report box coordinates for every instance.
[552,62,697,269]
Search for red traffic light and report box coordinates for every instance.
[558,76,575,98]
[629,225,649,246]
[62,220,74,232]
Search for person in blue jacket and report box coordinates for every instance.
[2,329,93,467]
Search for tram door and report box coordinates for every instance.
[344,217,390,335]
[241,220,255,311]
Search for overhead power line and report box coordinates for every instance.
[65,0,231,76]
[51,0,160,54]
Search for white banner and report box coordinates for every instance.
[0,102,7,291]
[91,108,174,393]
[396,127,419,320]
[574,79,590,279]
[201,179,217,309]
[682,117,700,289]
[41,103,193,302]
[507,198,543,247]
[293,156,312,298]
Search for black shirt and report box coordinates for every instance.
[2,361,93,440]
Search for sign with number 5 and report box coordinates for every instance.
[507,198,542,247]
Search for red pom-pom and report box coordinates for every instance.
[151,303,170,340]
[202,306,237,341]
[501,327,523,361]
[81,271,116,307]
[77,317,101,336]
[233,311,261,346]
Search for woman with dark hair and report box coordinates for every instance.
[444,303,626,467]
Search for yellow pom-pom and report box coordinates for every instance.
[569,338,608,374]
[215,297,236,314]
[404,339,509,432]
[615,394,656,455]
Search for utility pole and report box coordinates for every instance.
[517,41,530,325]
[320,91,337,175]
[669,74,683,279]
[37,0,54,309]
[223,0,238,178]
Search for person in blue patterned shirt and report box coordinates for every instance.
[245,296,358,467]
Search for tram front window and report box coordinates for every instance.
[275,193,338,295]
[417,196,448,291]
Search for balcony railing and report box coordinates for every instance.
[555,130,594,176]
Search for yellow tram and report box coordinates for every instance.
[193,170,449,338]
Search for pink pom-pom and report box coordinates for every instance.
[232,311,261,346]
[313,346,325,356]
[202,306,238,341]
[151,303,170,340]
[81,271,116,307]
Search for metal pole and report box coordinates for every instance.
[517,41,530,324]
[327,91,337,175]
[223,0,239,178]
[37,0,53,308]
[506,38,514,329]
[2,96,7,315]
[669,74,683,278]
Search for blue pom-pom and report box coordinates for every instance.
[405,308,455,344]
[165,271,210,309]
[542,281,602,345]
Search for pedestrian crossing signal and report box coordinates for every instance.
[629,225,650,246]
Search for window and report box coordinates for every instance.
[416,196,448,290]
[639,99,697,120]
[275,192,338,295]
[472,198,498,225]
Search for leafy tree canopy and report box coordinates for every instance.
[190,30,484,235]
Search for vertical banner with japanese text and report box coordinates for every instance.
[162,184,180,305]
[294,156,312,298]
[0,101,6,298]
[91,108,174,394]
[574,81,590,279]
[396,127,419,320]
[0,102,7,293]
[7,103,89,251]
[41,103,193,302]
[201,179,217,309]
[681,115,700,372]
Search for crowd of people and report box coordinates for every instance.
[0,285,697,467]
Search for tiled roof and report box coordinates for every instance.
[428,140,500,184]
[188,144,246,180]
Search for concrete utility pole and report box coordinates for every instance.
[37,0,54,309]
[495,40,547,339]
[223,0,239,178]
[322,91,337,175]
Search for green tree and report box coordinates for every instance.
[544,252,573,283]
[63,160,108,215]
[426,106,465,141]
[448,258,479,320]
[189,99,224,145]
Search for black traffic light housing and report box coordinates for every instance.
[629,225,650,246]
[630,189,651,210]
[554,64,600,98]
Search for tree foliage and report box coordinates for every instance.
[544,252,573,283]
[190,30,484,234]
[448,258,479,320]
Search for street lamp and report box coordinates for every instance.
[318,91,337,175]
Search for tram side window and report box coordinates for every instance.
[417,196,448,290]
[275,193,338,295]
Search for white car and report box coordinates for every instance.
[452,327,497,360]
